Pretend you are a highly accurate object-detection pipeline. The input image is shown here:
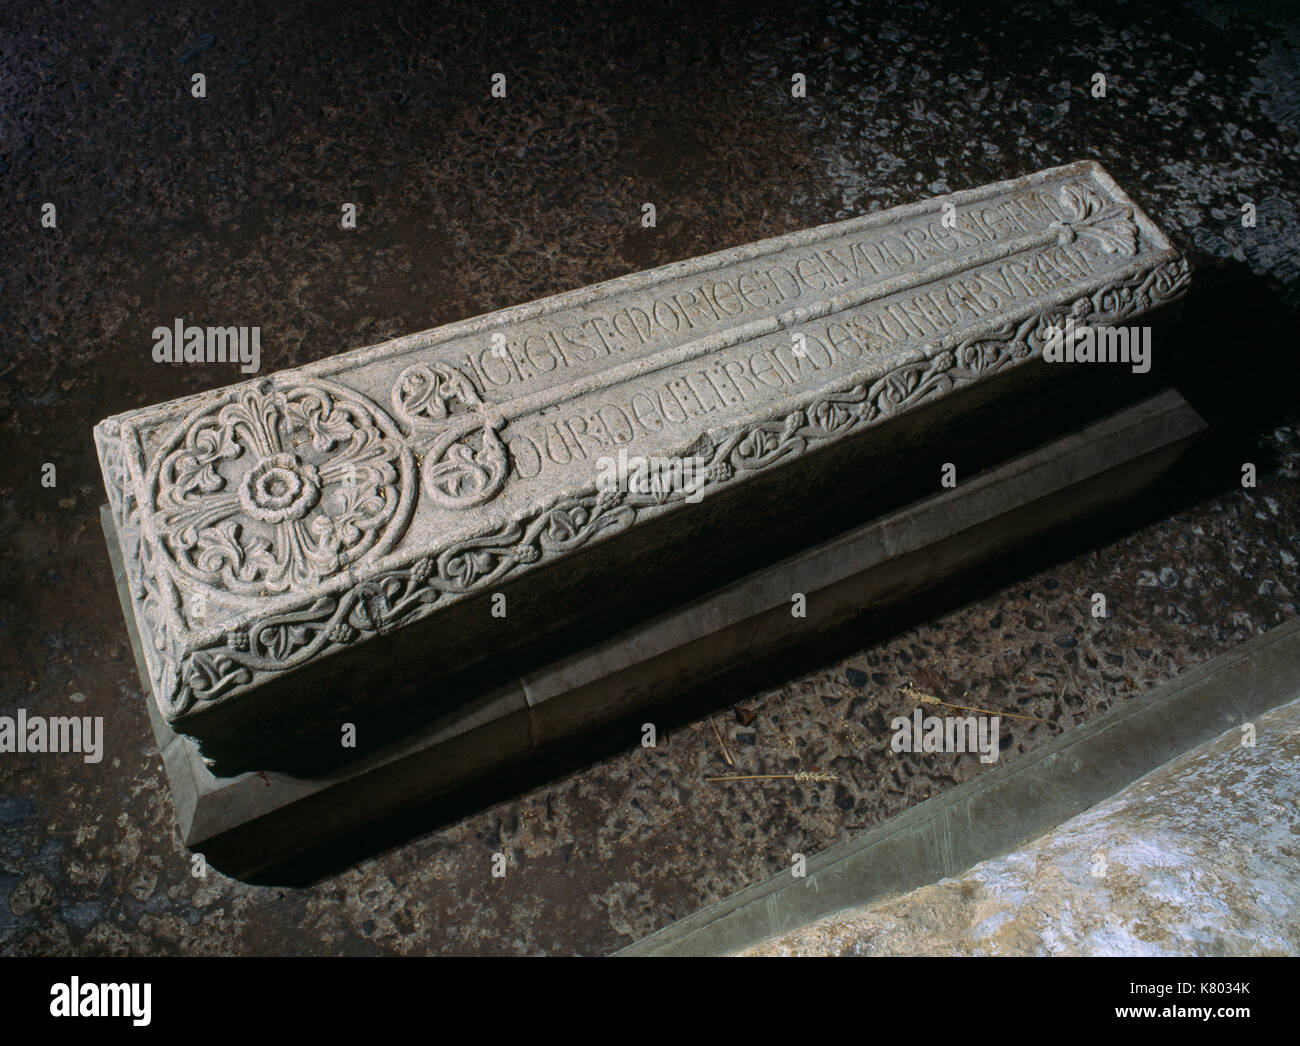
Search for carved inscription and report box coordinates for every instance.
[504,235,1118,479]
[448,183,1116,400]
[386,179,1141,499]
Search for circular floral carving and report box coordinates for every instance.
[239,453,322,523]
[149,377,415,600]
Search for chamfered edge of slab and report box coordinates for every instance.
[616,614,1300,957]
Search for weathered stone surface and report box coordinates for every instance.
[93,160,1188,765]
[742,695,1300,957]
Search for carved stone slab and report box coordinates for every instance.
[94,160,1189,763]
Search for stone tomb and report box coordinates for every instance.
[103,390,1206,875]
[95,160,1190,776]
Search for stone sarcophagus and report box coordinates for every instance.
[95,160,1189,770]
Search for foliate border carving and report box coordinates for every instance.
[117,254,1188,717]
[98,419,191,716]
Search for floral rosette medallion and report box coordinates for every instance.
[148,376,416,603]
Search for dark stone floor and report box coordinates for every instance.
[1,0,1297,954]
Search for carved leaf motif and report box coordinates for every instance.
[183,651,253,699]
[194,519,246,574]
[171,425,241,496]
[399,367,451,422]
[240,532,280,580]
[1153,257,1190,295]
[284,394,356,452]
[392,362,511,509]
[393,363,483,426]
[1059,184,1104,222]
[260,623,315,661]
[444,549,497,586]
[1079,217,1138,256]
[958,343,994,372]
[807,400,848,433]
[737,429,776,461]
[879,368,920,407]
[317,482,388,549]
[1055,184,1137,257]
[544,507,585,543]
[425,440,500,501]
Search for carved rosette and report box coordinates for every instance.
[126,250,1190,717]
[391,362,509,509]
[149,377,415,600]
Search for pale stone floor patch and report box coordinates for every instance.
[745,697,1300,956]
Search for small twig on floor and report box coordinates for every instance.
[709,716,734,767]
[705,770,838,783]
[899,681,1054,725]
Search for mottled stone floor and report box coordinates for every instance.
[1,0,1297,954]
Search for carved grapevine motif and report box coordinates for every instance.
[709,320,1036,482]
[1034,255,1191,346]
